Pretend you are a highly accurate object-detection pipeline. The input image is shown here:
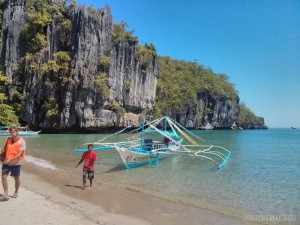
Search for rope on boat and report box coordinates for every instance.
[127,117,164,141]
[146,117,231,169]
[167,118,198,145]
[170,117,209,144]
[82,125,132,146]
[129,117,162,133]
[148,123,178,144]
[167,118,179,138]
[167,117,231,169]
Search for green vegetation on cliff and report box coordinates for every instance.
[24,0,52,53]
[0,0,5,31]
[94,72,110,98]
[24,0,73,53]
[135,44,156,69]
[155,56,238,117]
[237,102,265,128]
[0,71,19,125]
[113,22,136,43]
[42,51,71,85]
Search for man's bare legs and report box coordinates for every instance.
[1,174,9,201]
[13,176,20,198]
[83,177,86,190]
[82,178,94,189]
[1,175,20,199]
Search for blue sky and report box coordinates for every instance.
[79,0,300,128]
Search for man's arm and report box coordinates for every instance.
[3,150,24,164]
[76,158,84,168]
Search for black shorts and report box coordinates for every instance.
[83,170,94,180]
[2,164,21,177]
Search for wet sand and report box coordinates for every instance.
[0,161,267,225]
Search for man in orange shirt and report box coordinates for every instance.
[76,144,97,189]
[1,127,26,201]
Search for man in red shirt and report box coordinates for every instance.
[76,144,97,189]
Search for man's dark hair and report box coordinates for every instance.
[9,126,19,132]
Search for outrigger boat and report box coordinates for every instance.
[0,126,41,136]
[74,116,231,169]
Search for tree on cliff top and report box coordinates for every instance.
[237,102,263,128]
[112,22,136,43]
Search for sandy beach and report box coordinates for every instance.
[0,174,98,225]
[0,172,154,225]
[0,161,272,225]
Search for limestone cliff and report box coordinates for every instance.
[171,92,240,129]
[0,0,157,130]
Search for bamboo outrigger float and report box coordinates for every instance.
[74,116,231,169]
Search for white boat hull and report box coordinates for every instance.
[114,140,182,169]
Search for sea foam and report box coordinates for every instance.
[25,155,57,170]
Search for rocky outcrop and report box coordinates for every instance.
[0,0,26,84]
[174,92,240,129]
[110,42,158,112]
[236,117,268,129]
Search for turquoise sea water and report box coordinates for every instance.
[1,129,299,218]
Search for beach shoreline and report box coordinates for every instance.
[1,172,149,225]
[0,161,272,225]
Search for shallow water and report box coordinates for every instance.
[2,128,299,218]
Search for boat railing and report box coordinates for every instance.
[128,140,142,151]
[152,143,167,150]
[168,141,180,147]
[129,142,168,152]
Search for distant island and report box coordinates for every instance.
[0,0,267,131]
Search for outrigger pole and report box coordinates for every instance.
[168,117,231,169]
